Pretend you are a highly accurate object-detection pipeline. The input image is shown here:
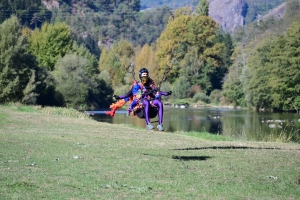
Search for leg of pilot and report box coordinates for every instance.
[153,99,164,131]
[142,99,154,130]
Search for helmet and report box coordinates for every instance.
[138,68,149,78]
[138,68,149,84]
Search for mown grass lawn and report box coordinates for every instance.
[0,105,300,199]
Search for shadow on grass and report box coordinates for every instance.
[172,146,299,151]
[171,155,212,161]
[142,153,212,161]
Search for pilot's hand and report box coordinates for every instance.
[167,91,172,96]
[152,88,159,93]
[113,95,120,100]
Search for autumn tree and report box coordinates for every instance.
[99,39,135,88]
[156,12,225,92]
[135,44,160,84]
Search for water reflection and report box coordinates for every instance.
[89,107,300,142]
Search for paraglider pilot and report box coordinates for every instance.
[106,68,172,131]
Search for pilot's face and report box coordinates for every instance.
[141,73,149,84]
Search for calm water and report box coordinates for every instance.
[89,107,300,142]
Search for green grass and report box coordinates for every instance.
[0,105,300,199]
[174,131,234,141]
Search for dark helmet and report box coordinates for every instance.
[138,68,149,78]
[139,68,149,84]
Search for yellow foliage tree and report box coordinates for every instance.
[99,39,135,88]
[155,14,224,82]
[135,44,160,84]
[156,15,191,77]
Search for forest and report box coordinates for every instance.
[0,0,300,112]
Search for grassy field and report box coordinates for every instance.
[0,105,300,199]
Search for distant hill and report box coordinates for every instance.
[140,0,196,10]
[141,0,285,31]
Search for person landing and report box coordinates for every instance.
[116,68,172,131]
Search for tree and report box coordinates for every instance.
[54,54,90,109]
[71,42,99,76]
[246,22,300,111]
[172,76,191,99]
[195,0,209,16]
[156,15,192,79]
[135,44,159,84]
[156,13,225,93]
[54,53,113,109]
[99,40,135,88]
[222,46,249,106]
[0,0,51,28]
[0,16,44,104]
[28,22,73,71]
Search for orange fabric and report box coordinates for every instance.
[105,99,127,117]
[106,80,146,117]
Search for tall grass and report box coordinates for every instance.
[40,106,92,120]
[266,127,299,143]
[3,103,91,120]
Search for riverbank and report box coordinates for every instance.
[1,105,300,199]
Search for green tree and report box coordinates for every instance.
[71,42,99,76]
[28,22,73,71]
[195,0,209,16]
[172,76,191,99]
[222,45,249,106]
[0,16,44,104]
[54,54,90,109]
[0,0,51,28]
[54,53,113,109]
[246,22,300,111]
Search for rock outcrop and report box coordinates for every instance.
[208,0,286,32]
[41,0,60,10]
[209,0,247,32]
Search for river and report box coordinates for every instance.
[88,107,300,142]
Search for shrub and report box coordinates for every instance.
[113,85,132,96]
[160,81,171,100]
[172,76,191,99]
[193,92,210,103]
[209,89,222,104]
[54,54,90,109]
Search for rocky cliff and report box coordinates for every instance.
[208,0,285,32]
[209,0,247,32]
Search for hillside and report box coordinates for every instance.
[141,0,285,31]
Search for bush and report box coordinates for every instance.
[193,92,210,103]
[172,76,191,99]
[160,81,171,100]
[54,54,91,109]
[209,89,222,104]
[113,85,132,96]
[98,70,111,85]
